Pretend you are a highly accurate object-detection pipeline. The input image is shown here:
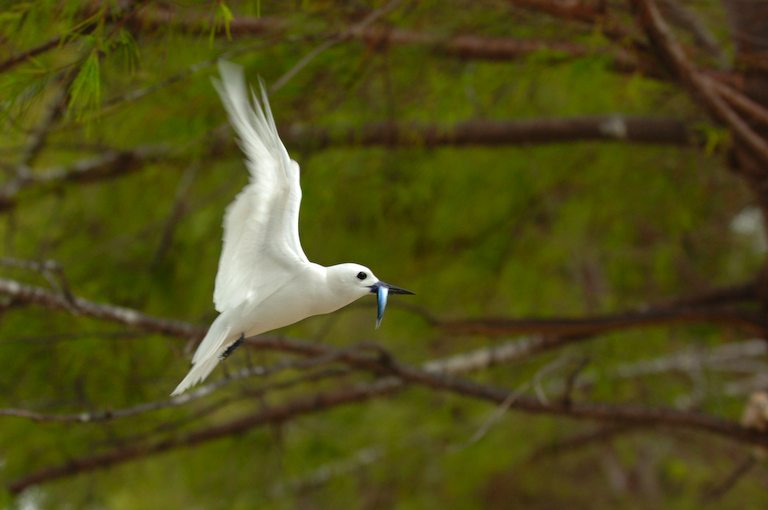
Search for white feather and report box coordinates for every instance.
[211,61,308,313]
[171,62,388,395]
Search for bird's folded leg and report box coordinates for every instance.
[220,333,245,360]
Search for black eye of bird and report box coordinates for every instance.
[356,271,367,280]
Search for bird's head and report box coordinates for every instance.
[327,263,414,328]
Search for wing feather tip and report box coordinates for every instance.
[209,59,309,312]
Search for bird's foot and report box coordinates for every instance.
[220,334,245,360]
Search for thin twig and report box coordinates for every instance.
[0,146,169,212]
[526,424,639,463]
[0,2,146,74]
[10,336,768,494]
[0,353,351,423]
[701,455,758,501]
[0,257,75,307]
[153,162,200,264]
[15,68,80,175]
[440,303,765,337]
[713,80,768,127]
[1,115,695,212]
[657,0,728,67]
[0,276,203,338]
[631,0,768,165]
[269,0,403,93]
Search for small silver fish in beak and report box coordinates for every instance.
[376,285,388,329]
[369,281,414,328]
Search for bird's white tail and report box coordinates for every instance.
[171,313,235,396]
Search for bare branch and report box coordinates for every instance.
[508,0,605,24]
[0,146,168,212]
[283,116,696,150]
[0,360,348,424]
[9,336,768,494]
[0,1,146,75]
[0,35,70,75]
[0,116,694,213]
[101,42,274,111]
[702,455,758,501]
[526,424,639,462]
[349,27,633,66]
[656,281,757,308]
[270,0,402,92]
[549,340,768,398]
[658,0,728,67]
[130,7,288,36]
[269,447,383,498]
[243,337,768,449]
[438,304,766,338]
[153,162,200,264]
[0,257,75,306]
[713,80,768,127]
[0,277,202,338]
[15,69,80,175]
[631,0,768,166]
[134,8,638,70]
[0,334,557,425]
[138,2,620,40]
[1,276,759,372]
[3,377,397,494]
[506,0,630,41]
[611,340,768,380]
[421,335,555,374]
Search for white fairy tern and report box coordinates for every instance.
[172,62,413,396]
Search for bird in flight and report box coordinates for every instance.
[172,62,413,396]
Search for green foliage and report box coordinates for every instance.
[210,1,235,45]
[0,1,763,509]
[698,122,731,155]
[111,29,140,73]
[67,48,101,121]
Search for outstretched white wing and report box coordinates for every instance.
[212,61,309,313]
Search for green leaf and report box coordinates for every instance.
[220,2,234,39]
[697,122,730,155]
[67,51,101,122]
[209,1,234,46]
[112,28,141,72]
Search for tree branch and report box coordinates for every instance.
[0,1,146,75]
[0,349,352,424]
[0,277,202,338]
[134,8,639,70]
[438,304,765,338]
[9,335,768,494]
[657,0,727,67]
[631,0,768,166]
[0,146,168,212]
[712,80,768,127]
[506,0,630,42]
[140,0,553,41]
[15,68,80,175]
[0,116,695,212]
[4,377,400,494]
[270,0,403,92]
[282,116,695,150]
[526,424,639,462]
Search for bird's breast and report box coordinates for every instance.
[239,276,356,337]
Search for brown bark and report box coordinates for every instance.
[283,116,695,150]
[439,305,765,338]
[0,117,694,213]
[133,7,637,70]
[9,336,768,494]
[0,277,203,338]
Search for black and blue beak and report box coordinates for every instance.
[369,281,414,328]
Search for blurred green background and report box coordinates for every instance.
[2,0,767,508]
